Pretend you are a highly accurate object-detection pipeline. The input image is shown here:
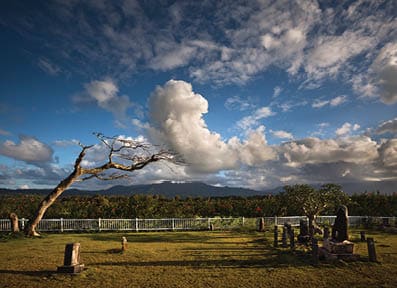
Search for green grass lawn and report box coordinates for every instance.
[0,229,396,288]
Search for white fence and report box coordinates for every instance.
[0,216,395,233]
[0,217,244,232]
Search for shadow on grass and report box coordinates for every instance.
[87,232,218,244]
[0,269,56,277]
[90,245,315,269]
[90,252,312,269]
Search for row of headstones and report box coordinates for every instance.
[270,224,377,264]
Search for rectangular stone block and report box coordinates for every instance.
[57,243,84,274]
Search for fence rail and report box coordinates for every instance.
[0,217,244,232]
[0,216,395,232]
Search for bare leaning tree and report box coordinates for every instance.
[25,133,183,237]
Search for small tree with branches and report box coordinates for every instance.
[281,183,350,238]
[25,133,183,237]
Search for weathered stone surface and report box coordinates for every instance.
[360,231,366,242]
[273,226,278,247]
[332,205,349,242]
[297,220,310,245]
[367,237,377,262]
[328,240,354,254]
[258,218,265,232]
[57,243,84,274]
[122,236,128,252]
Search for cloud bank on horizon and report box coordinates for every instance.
[0,0,396,191]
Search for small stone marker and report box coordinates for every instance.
[57,243,84,273]
[258,217,265,232]
[121,236,128,252]
[367,237,377,262]
[273,226,278,247]
[282,226,288,247]
[312,238,319,266]
[360,231,366,242]
[323,227,329,239]
[382,218,389,227]
[289,228,295,250]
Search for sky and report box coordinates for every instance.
[0,0,396,191]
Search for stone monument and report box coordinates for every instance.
[332,205,349,242]
[297,219,310,245]
[319,205,359,261]
[57,243,85,273]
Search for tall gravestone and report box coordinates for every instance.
[297,219,310,245]
[57,243,85,273]
[332,205,349,242]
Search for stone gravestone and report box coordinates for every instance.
[332,205,349,242]
[289,228,295,249]
[273,226,278,247]
[282,226,288,247]
[258,218,265,232]
[297,219,310,245]
[367,237,377,262]
[323,205,357,260]
[57,243,84,273]
[121,236,128,252]
[323,227,330,239]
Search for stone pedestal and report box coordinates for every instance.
[319,240,360,262]
[57,243,85,273]
[328,240,354,254]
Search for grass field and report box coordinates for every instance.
[0,229,396,288]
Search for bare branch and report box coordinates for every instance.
[25,133,184,236]
[80,172,129,181]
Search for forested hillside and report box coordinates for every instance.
[1,192,396,219]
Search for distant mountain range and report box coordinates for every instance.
[0,180,396,198]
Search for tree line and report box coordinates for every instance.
[1,187,396,219]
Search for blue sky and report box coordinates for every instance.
[0,0,396,191]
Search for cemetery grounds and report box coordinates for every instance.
[0,229,396,288]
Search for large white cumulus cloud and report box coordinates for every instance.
[371,43,397,104]
[148,80,276,173]
[281,136,379,167]
[0,135,53,164]
[379,139,397,168]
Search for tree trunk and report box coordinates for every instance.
[25,170,81,237]
[9,213,19,233]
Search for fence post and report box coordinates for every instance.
[172,218,175,231]
[208,218,211,230]
[274,216,277,226]
[21,218,25,230]
[60,218,64,233]
[98,218,101,232]
[242,217,245,227]
[135,218,139,232]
